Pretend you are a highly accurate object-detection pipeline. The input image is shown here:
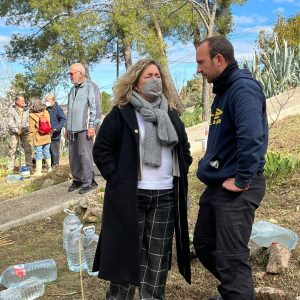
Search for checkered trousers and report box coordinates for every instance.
[106,189,175,300]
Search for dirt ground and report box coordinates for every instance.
[0,115,299,299]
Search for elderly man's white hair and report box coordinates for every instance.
[71,63,86,76]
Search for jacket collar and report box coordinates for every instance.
[118,103,139,145]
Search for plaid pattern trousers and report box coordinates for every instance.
[106,188,175,300]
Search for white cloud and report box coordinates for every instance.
[240,25,273,34]
[234,14,268,26]
[232,41,256,61]
[0,35,10,49]
[273,7,285,14]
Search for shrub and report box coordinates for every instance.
[264,151,300,179]
[181,107,202,128]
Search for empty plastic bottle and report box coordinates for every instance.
[0,259,57,288]
[20,164,30,179]
[5,174,23,182]
[81,226,99,276]
[0,277,44,300]
[65,225,87,272]
[250,220,299,250]
[63,208,81,249]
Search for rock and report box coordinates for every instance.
[269,218,278,224]
[79,199,88,209]
[254,287,287,300]
[253,271,265,281]
[83,214,98,223]
[82,201,102,223]
[41,179,55,188]
[249,239,262,257]
[266,243,291,274]
[45,216,52,223]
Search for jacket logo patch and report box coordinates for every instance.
[210,108,223,125]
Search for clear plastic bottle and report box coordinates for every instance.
[0,277,44,300]
[81,226,99,276]
[63,208,81,249]
[0,259,57,288]
[250,220,299,250]
[65,225,87,272]
[6,174,23,182]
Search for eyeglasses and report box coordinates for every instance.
[69,71,80,76]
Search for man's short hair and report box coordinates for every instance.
[200,36,236,64]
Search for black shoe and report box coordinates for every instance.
[78,181,98,194]
[68,181,82,192]
[207,296,223,300]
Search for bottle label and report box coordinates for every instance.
[14,264,26,277]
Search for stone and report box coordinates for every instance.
[82,200,102,223]
[254,287,287,300]
[266,243,291,274]
[79,199,88,209]
[41,179,55,188]
[83,214,98,223]
[45,216,52,224]
[253,271,265,281]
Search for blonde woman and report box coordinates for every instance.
[29,99,52,176]
[93,59,192,299]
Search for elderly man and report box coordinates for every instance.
[66,63,98,194]
[7,95,32,172]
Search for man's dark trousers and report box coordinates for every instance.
[193,173,265,300]
[69,131,94,188]
[50,140,60,166]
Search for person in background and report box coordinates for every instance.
[7,95,32,172]
[29,99,52,176]
[45,95,66,167]
[193,36,268,300]
[66,63,98,194]
[92,59,192,300]
[88,80,102,136]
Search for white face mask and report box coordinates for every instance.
[45,101,51,107]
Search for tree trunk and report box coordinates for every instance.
[152,18,183,113]
[83,63,91,80]
[122,42,132,70]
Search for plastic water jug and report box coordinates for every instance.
[63,208,81,249]
[0,277,44,300]
[20,164,30,179]
[250,220,299,250]
[81,226,99,276]
[65,225,87,272]
[5,174,23,182]
[0,259,57,288]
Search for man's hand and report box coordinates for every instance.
[87,127,96,138]
[222,177,246,192]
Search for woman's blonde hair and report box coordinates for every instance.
[30,98,45,113]
[113,59,172,107]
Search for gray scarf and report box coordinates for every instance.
[131,90,178,167]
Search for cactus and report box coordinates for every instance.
[243,38,299,98]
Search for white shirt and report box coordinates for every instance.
[136,111,174,190]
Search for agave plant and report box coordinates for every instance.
[244,37,300,98]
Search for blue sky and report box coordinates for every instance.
[0,0,299,103]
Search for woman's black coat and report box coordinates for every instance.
[92,103,192,286]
